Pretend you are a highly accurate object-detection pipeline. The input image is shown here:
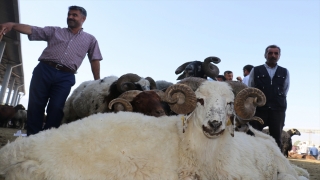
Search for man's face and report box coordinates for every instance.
[224,73,233,81]
[67,10,86,28]
[265,47,280,65]
[243,69,249,76]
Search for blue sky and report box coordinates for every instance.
[13,0,320,136]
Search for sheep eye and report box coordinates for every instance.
[197,98,204,106]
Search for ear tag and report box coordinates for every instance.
[226,117,232,126]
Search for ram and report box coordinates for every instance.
[0,78,308,179]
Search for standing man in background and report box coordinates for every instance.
[247,45,289,149]
[0,6,103,136]
[236,64,253,86]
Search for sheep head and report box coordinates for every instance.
[175,56,220,80]
[108,90,167,117]
[117,73,156,92]
[173,78,266,138]
[288,129,301,136]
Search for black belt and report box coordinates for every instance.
[41,61,76,74]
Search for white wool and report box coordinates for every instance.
[62,76,118,123]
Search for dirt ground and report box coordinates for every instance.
[0,127,319,179]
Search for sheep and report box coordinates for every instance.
[10,109,27,129]
[0,79,308,179]
[62,73,157,123]
[0,104,25,127]
[155,80,174,91]
[175,56,220,80]
[263,128,301,157]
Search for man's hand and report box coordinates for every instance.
[0,22,32,35]
[236,76,242,82]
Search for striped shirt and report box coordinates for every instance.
[28,26,103,71]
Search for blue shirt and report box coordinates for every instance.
[309,147,319,156]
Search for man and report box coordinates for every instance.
[299,142,308,155]
[247,45,289,149]
[309,145,319,159]
[0,6,102,136]
[236,65,254,85]
[224,70,233,81]
[216,75,226,81]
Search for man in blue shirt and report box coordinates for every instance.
[309,145,319,159]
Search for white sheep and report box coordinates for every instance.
[0,80,308,180]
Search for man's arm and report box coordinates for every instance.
[90,60,100,80]
[247,68,255,87]
[284,69,290,96]
[0,22,32,35]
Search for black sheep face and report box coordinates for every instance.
[184,62,206,79]
[291,129,301,136]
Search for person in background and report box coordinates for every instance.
[237,65,254,86]
[216,75,226,81]
[247,45,289,149]
[309,145,319,159]
[0,6,103,136]
[299,142,308,155]
[224,70,233,81]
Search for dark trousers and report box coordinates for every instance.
[27,62,75,136]
[249,108,285,148]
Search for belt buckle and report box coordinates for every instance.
[55,64,63,70]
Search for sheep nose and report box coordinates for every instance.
[208,120,222,131]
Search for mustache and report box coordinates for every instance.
[67,19,75,22]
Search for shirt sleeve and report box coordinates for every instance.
[87,38,103,61]
[284,69,290,96]
[247,68,255,87]
[28,26,56,41]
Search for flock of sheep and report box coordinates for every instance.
[0,56,310,179]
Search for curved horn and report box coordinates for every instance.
[118,90,142,101]
[164,84,197,114]
[175,61,193,75]
[202,56,221,80]
[108,98,133,112]
[145,77,157,90]
[117,73,141,93]
[234,88,266,120]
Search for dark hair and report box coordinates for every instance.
[217,75,226,81]
[69,6,87,17]
[243,65,254,72]
[224,70,233,75]
[265,45,281,54]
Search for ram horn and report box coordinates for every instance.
[234,88,266,120]
[175,61,193,75]
[145,77,157,90]
[164,84,197,114]
[117,73,141,93]
[108,98,133,112]
[202,56,221,80]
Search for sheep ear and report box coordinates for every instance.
[226,116,235,137]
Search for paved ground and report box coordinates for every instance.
[0,127,319,179]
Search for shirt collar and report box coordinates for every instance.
[67,28,83,34]
[264,63,278,69]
